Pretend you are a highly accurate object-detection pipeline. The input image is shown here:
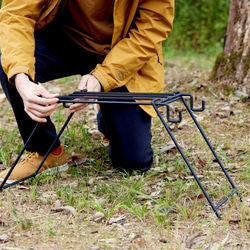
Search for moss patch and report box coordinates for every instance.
[210,51,248,82]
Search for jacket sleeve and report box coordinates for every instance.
[0,0,45,83]
[91,0,174,92]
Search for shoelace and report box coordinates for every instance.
[20,152,40,164]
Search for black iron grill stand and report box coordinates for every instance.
[0,91,242,218]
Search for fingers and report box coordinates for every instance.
[78,75,90,91]
[78,74,102,92]
[24,94,59,123]
[25,102,58,123]
[69,74,102,113]
[69,101,88,113]
[24,89,59,122]
[15,74,59,122]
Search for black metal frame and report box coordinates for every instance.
[0,91,242,218]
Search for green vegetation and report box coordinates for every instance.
[164,0,230,53]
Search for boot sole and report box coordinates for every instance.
[0,163,69,184]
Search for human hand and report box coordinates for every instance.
[15,73,59,123]
[69,74,101,113]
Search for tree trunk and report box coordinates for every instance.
[211,0,250,95]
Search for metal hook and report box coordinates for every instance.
[166,104,182,123]
[63,103,70,108]
[186,95,205,112]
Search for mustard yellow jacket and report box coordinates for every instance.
[0,0,174,116]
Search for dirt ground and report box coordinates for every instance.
[0,59,250,250]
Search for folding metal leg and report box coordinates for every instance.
[151,95,242,218]
[0,113,74,190]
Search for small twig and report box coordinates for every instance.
[185,230,203,248]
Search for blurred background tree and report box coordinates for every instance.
[211,0,250,95]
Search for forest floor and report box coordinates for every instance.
[0,53,250,250]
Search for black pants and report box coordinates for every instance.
[0,24,153,172]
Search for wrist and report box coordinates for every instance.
[14,73,30,85]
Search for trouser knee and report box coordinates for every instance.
[111,149,153,173]
[97,99,154,173]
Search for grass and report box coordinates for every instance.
[163,44,222,70]
[0,49,250,249]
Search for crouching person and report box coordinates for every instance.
[0,0,174,183]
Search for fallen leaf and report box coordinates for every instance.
[54,200,62,209]
[134,238,146,249]
[89,245,100,250]
[88,128,99,134]
[89,212,105,221]
[160,141,176,153]
[169,123,177,130]
[51,205,75,216]
[236,90,248,97]
[41,191,56,199]
[106,215,126,225]
[98,238,116,243]
[150,190,161,198]
[90,131,102,140]
[195,156,207,168]
[0,232,12,242]
[196,116,204,122]
[60,181,78,188]
[196,193,206,203]
[79,232,87,237]
[178,119,192,129]
[189,78,198,87]
[71,155,88,165]
[24,231,33,238]
[210,243,221,250]
[129,233,141,240]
